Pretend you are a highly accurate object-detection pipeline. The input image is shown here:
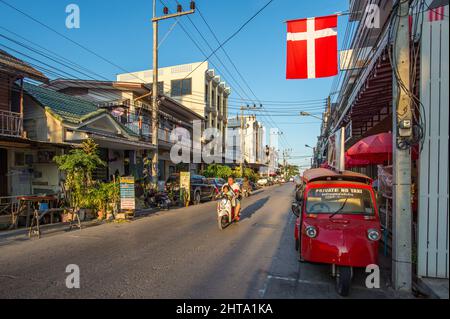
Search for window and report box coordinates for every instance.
[306,187,374,215]
[149,81,164,95]
[171,78,192,97]
[205,84,209,103]
[14,152,25,166]
[212,88,216,106]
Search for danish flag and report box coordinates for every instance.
[428,5,445,22]
[286,15,338,79]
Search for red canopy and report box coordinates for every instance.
[346,132,419,165]
[345,153,370,168]
[347,132,393,164]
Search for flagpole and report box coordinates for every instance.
[284,10,351,23]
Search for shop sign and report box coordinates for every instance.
[120,176,135,210]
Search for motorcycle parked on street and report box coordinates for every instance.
[145,188,172,210]
[242,187,251,198]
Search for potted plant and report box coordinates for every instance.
[54,139,106,220]
[91,181,119,220]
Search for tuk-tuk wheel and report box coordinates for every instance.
[298,252,305,263]
[295,238,299,251]
[336,266,352,297]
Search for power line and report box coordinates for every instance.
[179,0,275,81]
[0,0,143,79]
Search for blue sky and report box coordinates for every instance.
[0,0,349,167]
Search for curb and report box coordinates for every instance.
[0,207,160,244]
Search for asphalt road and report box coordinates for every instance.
[0,183,404,299]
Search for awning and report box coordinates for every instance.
[345,153,370,168]
[347,132,392,164]
[70,132,156,151]
[346,132,419,165]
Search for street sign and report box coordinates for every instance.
[120,176,135,211]
[179,172,190,206]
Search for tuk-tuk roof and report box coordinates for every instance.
[302,168,373,185]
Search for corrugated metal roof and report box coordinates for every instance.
[23,82,101,124]
[23,82,138,137]
[0,49,48,83]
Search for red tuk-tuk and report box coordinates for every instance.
[291,168,381,296]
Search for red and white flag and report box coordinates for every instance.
[286,15,338,79]
[428,6,445,22]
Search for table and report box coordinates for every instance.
[28,207,80,239]
[12,195,57,229]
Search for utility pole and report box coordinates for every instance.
[392,0,412,292]
[282,148,292,178]
[326,95,331,114]
[240,106,245,175]
[151,0,195,186]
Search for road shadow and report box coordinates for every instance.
[240,196,270,221]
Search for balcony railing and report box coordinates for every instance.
[111,113,151,138]
[0,110,22,137]
[159,127,192,148]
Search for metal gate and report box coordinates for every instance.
[418,2,449,279]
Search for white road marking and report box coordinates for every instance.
[264,274,380,293]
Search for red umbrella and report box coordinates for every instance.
[347,132,393,164]
[345,153,370,168]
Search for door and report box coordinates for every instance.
[0,148,7,196]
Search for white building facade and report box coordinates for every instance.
[226,116,266,166]
[117,61,230,137]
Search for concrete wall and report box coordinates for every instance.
[22,95,64,143]
[4,146,61,196]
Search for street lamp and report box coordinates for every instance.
[299,111,322,121]
[305,144,316,168]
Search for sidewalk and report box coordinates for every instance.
[0,207,159,246]
[415,277,449,299]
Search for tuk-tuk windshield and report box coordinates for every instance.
[306,187,374,215]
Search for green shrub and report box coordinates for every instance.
[54,139,105,210]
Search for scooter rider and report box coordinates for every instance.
[222,176,241,221]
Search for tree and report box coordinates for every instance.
[285,165,300,178]
[202,164,233,179]
[54,138,105,210]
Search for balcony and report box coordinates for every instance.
[111,112,151,139]
[0,110,23,137]
[158,127,192,149]
[158,128,171,143]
